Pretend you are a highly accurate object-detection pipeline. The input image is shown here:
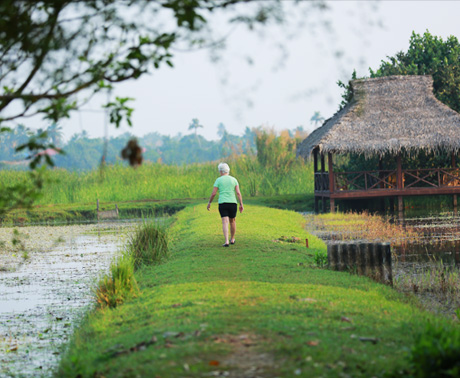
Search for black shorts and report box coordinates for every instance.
[219,203,237,218]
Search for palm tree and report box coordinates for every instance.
[188,118,203,136]
[310,111,325,127]
[46,123,64,146]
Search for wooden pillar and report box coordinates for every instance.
[330,198,336,213]
[398,196,404,224]
[321,153,326,212]
[396,153,403,189]
[313,149,318,173]
[313,148,319,213]
[452,153,458,216]
[328,153,334,193]
[396,153,404,222]
[328,153,335,213]
[378,158,385,211]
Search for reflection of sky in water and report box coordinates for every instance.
[0,225,130,377]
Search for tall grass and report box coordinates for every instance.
[127,221,169,269]
[0,156,314,205]
[95,254,139,308]
[95,220,170,308]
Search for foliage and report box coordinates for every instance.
[370,31,460,113]
[313,250,328,268]
[405,323,460,377]
[128,221,169,270]
[95,254,139,309]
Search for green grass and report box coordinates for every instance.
[0,158,314,206]
[57,205,457,377]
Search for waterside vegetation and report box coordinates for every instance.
[58,205,459,377]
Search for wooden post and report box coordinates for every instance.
[396,154,404,222]
[320,154,326,213]
[398,196,404,224]
[328,153,334,193]
[379,158,385,211]
[97,199,99,211]
[313,149,318,173]
[328,153,335,213]
[453,153,458,216]
[396,153,403,189]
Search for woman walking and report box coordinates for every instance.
[207,163,244,247]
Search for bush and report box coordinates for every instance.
[128,221,169,269]
[407,323,460,377]
[313,250,328,268]
[95,254,139,308]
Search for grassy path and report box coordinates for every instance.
[58,205,450,377]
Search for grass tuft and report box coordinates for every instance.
[127,221,169,269]
[95,254,139,308]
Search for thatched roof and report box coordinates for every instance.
[297,75,460,158]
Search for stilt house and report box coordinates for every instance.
[297,75,460,216]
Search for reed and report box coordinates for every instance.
[127,221,169,270]
[309,211,418,245]
[0,157,314,206]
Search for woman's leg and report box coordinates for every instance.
[221,216,229,245]
[229,217,236,243]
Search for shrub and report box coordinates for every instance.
[95,254,139,308]
[128,221,169,269]
[313,250,328,268]
[407,323,460,377]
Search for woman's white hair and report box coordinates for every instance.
[218,162,230,174]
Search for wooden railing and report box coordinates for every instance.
[315,168,460,193]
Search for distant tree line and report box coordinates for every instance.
[0,123,308,171]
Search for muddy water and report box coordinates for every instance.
[0,223,136,378]
[305,213,460,317]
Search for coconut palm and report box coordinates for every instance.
[188,118,203,136]
[310,111,325,127]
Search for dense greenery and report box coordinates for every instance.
[0,124,310,169]
[0,156,313,206]
[370,31,460,113]
[58,205,458,377]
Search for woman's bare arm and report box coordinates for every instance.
[235,185,244,213]
[207,187,218,211]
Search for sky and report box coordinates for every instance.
[54,1,460,141]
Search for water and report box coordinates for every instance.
[305,212,460,317]
[0,223,135,377]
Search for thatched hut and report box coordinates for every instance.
[297,75,460,215]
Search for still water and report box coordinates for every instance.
[0,223,135,378]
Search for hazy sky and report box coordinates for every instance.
[56,1,460,141]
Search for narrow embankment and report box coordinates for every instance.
[57,205,454,377]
